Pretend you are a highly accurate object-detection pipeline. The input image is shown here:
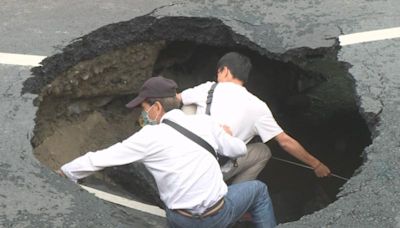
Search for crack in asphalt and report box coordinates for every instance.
[2,70,25,98]
[232,18,261,26]
[146,2,182,17]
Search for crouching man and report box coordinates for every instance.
[57,76,276,228]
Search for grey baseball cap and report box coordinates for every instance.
[125,76,178,108]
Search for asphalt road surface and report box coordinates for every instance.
[1,1,399,227]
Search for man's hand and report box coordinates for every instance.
[313,162,331,177]
[176,93,182,103]
[56,169,66,178]
[221,125,233,136]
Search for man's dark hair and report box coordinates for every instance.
[146,97,180,112]
[216,52,252,82]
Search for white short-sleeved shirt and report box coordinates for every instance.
[61,109,246,214]
[181,81,283,144]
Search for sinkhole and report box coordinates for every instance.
[24,16,372,224]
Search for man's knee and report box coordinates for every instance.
[247,143,272,162]
[255,180,271,198]
[252,180,267,189]
[248,180,270,196]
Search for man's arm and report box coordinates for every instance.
[274,132,331,177]
[179,81,214,106]
[59,129,151,182]
[212,122,246,158]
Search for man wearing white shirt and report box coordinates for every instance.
[178,52,331,184]
[58,76,276,228]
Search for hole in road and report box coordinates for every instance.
[27,16,372,224]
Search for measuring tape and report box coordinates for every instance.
[271,156,349,181]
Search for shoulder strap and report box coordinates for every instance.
[162,119,217,159]
[205,82,218,115]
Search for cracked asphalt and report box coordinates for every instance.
[1,1,399,227]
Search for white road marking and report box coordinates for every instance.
[80,185,166,218]
[1,27,400,66]
[0,52,46,66]
[339,27,400,46]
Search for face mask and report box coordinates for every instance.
[139,104,158,127]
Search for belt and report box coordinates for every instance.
[174,198,225,219]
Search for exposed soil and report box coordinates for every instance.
[33,100,140,170]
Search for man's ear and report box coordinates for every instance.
[222,66,229,76]
[154,101,165,123]
[154,101,162,112]
[220,67,230,80]
[225,67,234,80]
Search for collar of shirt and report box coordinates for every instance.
[160,109,185,123]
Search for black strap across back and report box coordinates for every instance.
[162,118,229,166]
[205,82,218,115]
